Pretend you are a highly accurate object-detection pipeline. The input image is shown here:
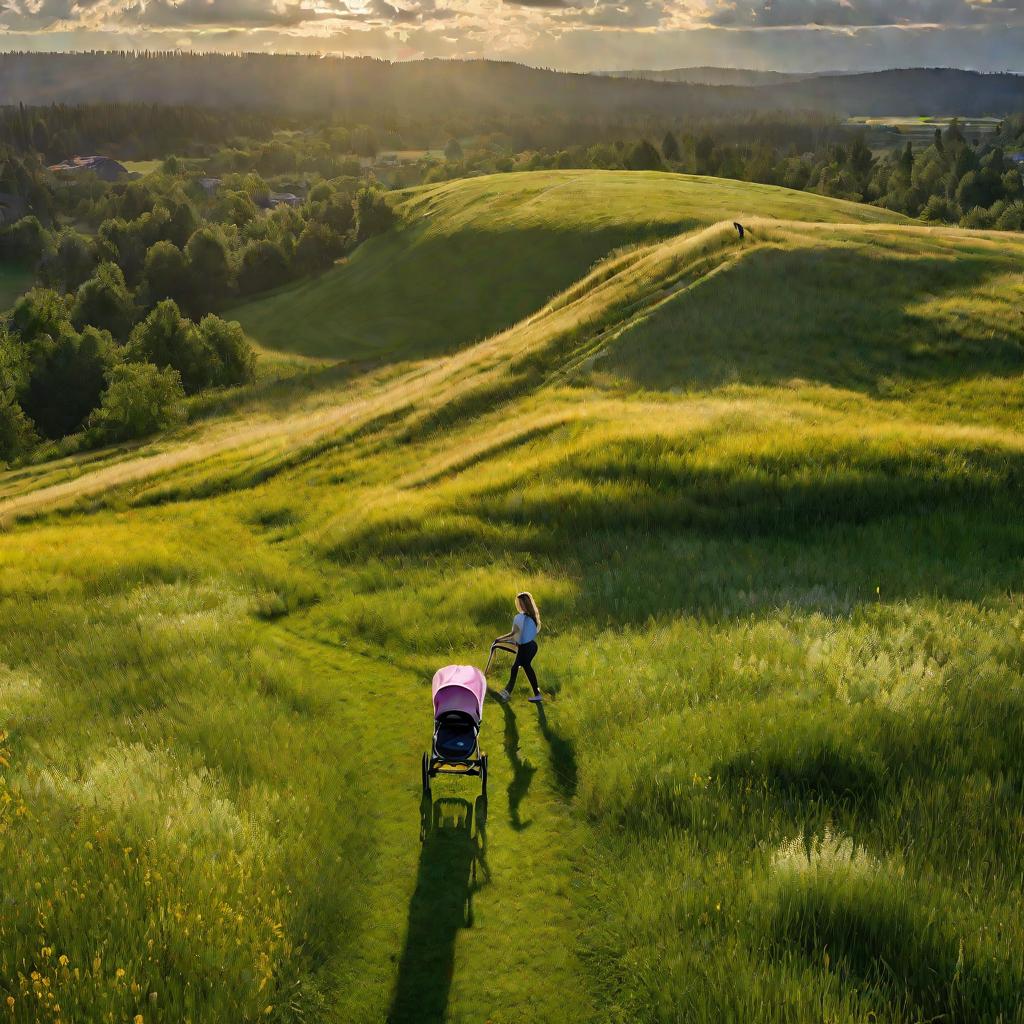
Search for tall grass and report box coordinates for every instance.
[3,178,1024,1021]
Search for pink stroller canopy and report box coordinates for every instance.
[432,665,486,723]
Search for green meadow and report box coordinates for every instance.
[3,170,1024,1023]
[230,170,906,360]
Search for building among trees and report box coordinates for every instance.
[48,156,129,182]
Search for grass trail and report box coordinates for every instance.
[269,620,597,1024]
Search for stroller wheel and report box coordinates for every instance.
[421,752,431,796]
[480,753,488,797]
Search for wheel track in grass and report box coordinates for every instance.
[267,618,599,1024]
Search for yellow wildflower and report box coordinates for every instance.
[134,1016,144,1024]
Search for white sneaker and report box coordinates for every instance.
[496,689,510,703]
[528,694,543,703]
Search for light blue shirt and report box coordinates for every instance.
[514,613,538,644]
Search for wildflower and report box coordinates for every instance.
[6,995,15,1007]
[115,968,125,980]
[134,1016,144,1024]
[58,957,68,968]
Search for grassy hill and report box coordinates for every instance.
[3,174,1024,1024]
[230,171,906,360]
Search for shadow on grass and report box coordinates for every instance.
[499,701,537,831]
[186,359,358,422]
[773,871,1024,1021]
[388,795,489,1024]
[606,245,1024,394]
[234,221,696,362]
[536,705,579,800]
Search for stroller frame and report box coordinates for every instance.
[422,666,489,798]
[422,711,488,798]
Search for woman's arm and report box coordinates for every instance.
[495,618,523,644]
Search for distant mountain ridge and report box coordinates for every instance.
[0,53,1022,119]
[592,67,833,86]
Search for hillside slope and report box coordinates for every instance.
[2,181,1024,1024]
[231,170,906,360]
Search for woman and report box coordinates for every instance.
[495,592,543,704]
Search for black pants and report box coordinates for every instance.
[508,641,539,695]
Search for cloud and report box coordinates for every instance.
[0,0,1023,76]
[120,0,344,28]
[503,0,571,9]
[559,0,665,27]
[348,0,457,24]
[706,0,1024,28]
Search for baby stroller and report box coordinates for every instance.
[422,665,488,798]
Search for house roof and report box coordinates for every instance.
[48,155,128,174]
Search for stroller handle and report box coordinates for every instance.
[484,640,518,675]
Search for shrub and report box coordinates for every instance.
[184,226,233,314]
[20,325,117,439]
[126,299,213,394]
[141,240,190,307]
[197,315,257,387]
[294,221,344,274]
[994,201,1024,231]
[354,187,396,242]
[237,239,290,295]
[89,361,185,441]
[314,197,355,237]
[0,215,51,265]
[920,194,960,223]
[0,395,34,461]
[7,288,72,345]
[71,262,137,341]
[625,139,664,172]
[960,205,997,230]
[40,229,95,293]
[0,328,34,460]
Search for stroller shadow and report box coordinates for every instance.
[388,795,489,1024]
[500,700,537,831]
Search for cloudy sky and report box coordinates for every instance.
[2,0,1023,72]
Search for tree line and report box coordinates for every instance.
[429,119,1024,232]
[0,159,396,462]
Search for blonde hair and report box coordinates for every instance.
[516,591,541,631]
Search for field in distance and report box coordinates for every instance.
[2,170,1024,1024]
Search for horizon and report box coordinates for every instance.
[0,49,1021,79]
[1,1,1023,76]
